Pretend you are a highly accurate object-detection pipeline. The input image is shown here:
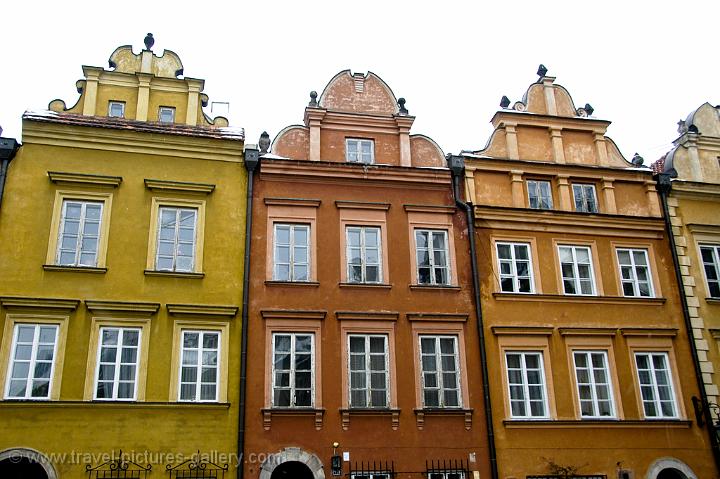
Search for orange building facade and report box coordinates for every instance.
[243,71,492,479]
[458,71,716,479]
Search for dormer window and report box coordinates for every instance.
[108,101,125,118]
[159,106,176,124]
[346,139,374,164]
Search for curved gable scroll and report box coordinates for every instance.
[318,70,398,115]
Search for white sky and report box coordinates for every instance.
[1,1,718,162]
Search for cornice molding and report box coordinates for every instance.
[492,292,666,305]
[0,296,80,311]
[264,198,321,207]
[144,179,215,194]
[464,158,651,182]
[22,120,244,163]
[558,327,618,336]
[671,181,720,201]
[260,310,327,321]
[403,204,456,214]
[335,311,399,321]
[475,206,664,239]
[406,313,468,322]
[491,326,554,336]
[48,171,122,188]
[335,200,390,210]
[619,328,678,337]
[259,160,451,189]
[166,304,239,318]
[85,300,160,315]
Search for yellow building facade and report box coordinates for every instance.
[0,35,247,479]
[655,103,720,459]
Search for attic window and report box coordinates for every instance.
[108,101,125,118]
[346,139,374,164]
[159,106,176,124]
[354,74,365,93]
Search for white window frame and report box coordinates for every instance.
[348,334,389,409]
[558,245,596,296]
[346,226,383,284]
[496,242,534,293]
[572,350,616,419]
[273,223,310,282]
[94,327,141,401]
[419,335,462,408]
[346,138,375,164]
[4,324,59,400]
[616,248,654,298]
[428,471,466,479]
[158,106,176,123]
[108,101,125,118]
[55,200,104,267]
[155,206,198,272]
[505,351,549,419]
[271,333,315,408]
[527,180,553,210]
[351,472,392,479]
[572,183,598,213]
[634,352,678,419]
[415,229,451,285]
[178,330,220,402]
[700,244,720,298]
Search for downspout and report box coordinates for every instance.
[657,171,720,473]
[0,137,20,209]
[238,145,260,479]
[447,154,498,479]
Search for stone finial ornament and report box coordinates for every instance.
[500,96,511,109]
[398,98,408,115]
[537,64,548,77]
[259,131,271,154]
[144,33,154,51]
[631,153,644,166]
[309,91,318,107]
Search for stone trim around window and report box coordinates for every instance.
[0,314,70,401]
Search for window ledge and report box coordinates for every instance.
[340,408,401,431]
[265,280,320,288]
[492,292,666,305]
[414,408,473,430]
[502,419,691,428]
[43,264,107,274]
[144,270,204,279]
[409,284,461,291]
[261,408,325,431]
[0,400,230,410]
[339,282,392,289]
[707,298,720,305]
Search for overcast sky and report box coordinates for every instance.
[1,1,718,163]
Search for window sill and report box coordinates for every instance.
[707,298,720,305]
[409,284,461,291]
[339,282,392,289]
[502,419,691,428]
[265,280,320,288]
[144,270,204,279]
[0,400,230,409]
[339,408,401,431]
[492,292,666,306]
[413,408,473,430]
[261,407,325,431]
[43,264,107,274]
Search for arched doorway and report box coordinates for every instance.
[657,469,687,479]
[259,447,325,479]
[271,461,314,479]
[0,457,48,479]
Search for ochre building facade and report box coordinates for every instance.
[459,72,716,479]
